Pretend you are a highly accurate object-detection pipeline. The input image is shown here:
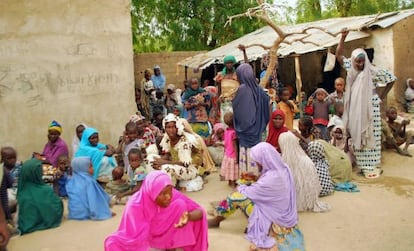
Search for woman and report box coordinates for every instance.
[307,141,334,197]
[214,55,240,122]
[75,127,117,182]
[66,157,112,220]
[153,114,204,192]
[182,78,211,138]
[266,110,289,153]
[208,142,304,251]
[181,118,216,174]
[279,131,330,212]
[42,120,69,167]
[17,159,63,234]
[71,123,88,157]
[336,30,394,178]
[140,68,153,118]
[233,64,270,175]
[104,171,208,251]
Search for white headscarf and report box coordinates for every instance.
[405,78,414,101]
[343,48,377,149]
[159,114,198,152]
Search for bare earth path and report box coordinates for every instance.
[8,149,414,251]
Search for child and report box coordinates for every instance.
[207,123,225,167]
[106,167,130,205]
[150,90,166,120]
[115,148,147,201]
[117,122,144,178]
[277,87,298,130]
[305,88,332,140]
[54,155,71,197]
[220,112,239,187]
[165,84,179,114]
[329,77,345,104]
[327,101,344,136]
[1,147,21,211]
[0,148,14,222]
[406,78,414,113]
[386,106,414,156]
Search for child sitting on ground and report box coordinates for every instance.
[305,88,332,140]
[206,123,225,167]
[386,106,414,156]
[220,112,239,187]
[116,121,144,177]
[278,87,298,130]
[1,147,21,215]
[406,78,414,113]
[106,167,130,205]
[54,155,71,197]
[115,148,147,202]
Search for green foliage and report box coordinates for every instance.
[294,0,414,23]
[131,0,265,52]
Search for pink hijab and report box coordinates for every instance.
[104,171,208,251]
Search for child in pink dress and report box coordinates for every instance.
[220,112,239,187]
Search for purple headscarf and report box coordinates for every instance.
[232,64,270,148]
[238,142,297,248]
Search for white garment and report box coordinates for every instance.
[342,49,377,149]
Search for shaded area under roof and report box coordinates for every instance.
[178,9,414,69]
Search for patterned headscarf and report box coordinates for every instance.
[49,120,63,134]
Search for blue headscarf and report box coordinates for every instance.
[151,65,166,90]
[232,64,270,147]
[74,127,115,179]
[65,157,112,220]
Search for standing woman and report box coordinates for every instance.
[214,55,240,122]
[232,64,270,175]
[140,69,153,118]
[336,30,386,178]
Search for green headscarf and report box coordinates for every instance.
[222,55,237,75]
[17,159,63,234]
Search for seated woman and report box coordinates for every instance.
[71,123,88,158]
[17,159,63,235]
[153,114,204,192]
[66,157,113,220]
[104,171,208,251]
[208,142,304,251]
[75,127,117,182]
[41,120,69,167]
[182,78,212,138]
[279,131,330,212]
[294,116,352,185]
[266,110,289,153]
[180,118,216,175]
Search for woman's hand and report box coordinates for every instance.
[340,28,349,39]
[152,158,169,170]
[174,211,189,228]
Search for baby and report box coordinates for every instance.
[106,167,130,205]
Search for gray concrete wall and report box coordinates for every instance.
[0,0,136,158]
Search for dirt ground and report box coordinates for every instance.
[7,148,414,251]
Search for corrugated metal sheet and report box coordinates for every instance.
[178,9,414,69]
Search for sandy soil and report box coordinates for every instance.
[7,147,414,251]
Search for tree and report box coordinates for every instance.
[131,0,265,52]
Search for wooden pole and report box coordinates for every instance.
[294,55,303,117]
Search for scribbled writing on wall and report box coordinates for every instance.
[0,63,120,107]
